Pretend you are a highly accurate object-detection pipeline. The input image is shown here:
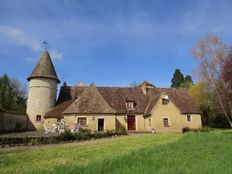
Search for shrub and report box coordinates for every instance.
[79,128,91,134]
[59,130,76,141]
[74,132,90,140]
[93,131,107,139]
[116,126,127,135]
[182,127,191,133]
[199,127,213,132]
[106,130,116,137]
[0,128,128,147]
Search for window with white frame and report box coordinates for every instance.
[163,118,169,127]
[187,115,191,122]
[77,118,87,127]
[126,101,136,110]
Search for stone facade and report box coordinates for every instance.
[147,94,202,133]
[27,78,58,130]
[27,51,202,133]
[63,114,116,131]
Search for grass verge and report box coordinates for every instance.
[1,130,232,174]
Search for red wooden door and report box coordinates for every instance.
[127,115,136,131]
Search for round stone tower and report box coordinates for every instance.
[26,51,60,130]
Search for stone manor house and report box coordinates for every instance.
[26,51,202,133]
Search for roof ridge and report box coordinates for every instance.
[93,85,116,113]
[144,93,161,115]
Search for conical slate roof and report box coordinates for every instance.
[27,50,60,83]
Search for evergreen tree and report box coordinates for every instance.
[179,75,194,89]
[0,74,26,112]
[171,69,184,88]
[184,75,193,83]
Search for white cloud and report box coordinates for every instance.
[25,57,34,62]
[182,1,232,35]
[0,25,41,51]
[0,25,63,60]
[50,49,63,60]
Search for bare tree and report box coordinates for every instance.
[192,34,232,127]
[130,81,140,87]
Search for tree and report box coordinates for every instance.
[130,81,140,87]
[180,75,194,89]
[184,75,193,83]
[0,74,27,112]
[221,51,232,94]
[189,83,211,126]
[171,69,184,88]
[192,34,232,127]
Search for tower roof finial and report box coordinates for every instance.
[42,40,49,50]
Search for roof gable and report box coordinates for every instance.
[98,87,150,114]
[63,84,115,114]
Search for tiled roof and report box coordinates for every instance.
[63,84,116,114]
[27,51,60,83]
[44,83,201,118]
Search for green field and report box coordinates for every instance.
[0,130,232,174]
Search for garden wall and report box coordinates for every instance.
[0,112,28,133]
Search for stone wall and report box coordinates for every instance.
[0,112,28,133]
[27,78,58,130]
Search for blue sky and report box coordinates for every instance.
[0,0,232,88]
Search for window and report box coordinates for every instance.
[149,118,151,126]
[163,118,169,127]
[78,118,87,127]
[162,99,168,105]
[57,118,61,122]
[36,115,41,121]
[126,101,136,110]
[187,115,191,122]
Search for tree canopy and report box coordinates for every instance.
[192,34,232,127]
[171,69,193,89]
[0,74,27,113]
[171,69,184,88]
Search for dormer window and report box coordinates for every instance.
[161,95,169,105]
[162,99,168,105]
[126,101,136,110]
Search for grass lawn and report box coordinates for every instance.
[0,130,232,174]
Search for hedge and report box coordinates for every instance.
[0,128,127,147]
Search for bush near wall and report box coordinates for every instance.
[0,128,127,147]
[58,128,127,141]
[182,127,214,133]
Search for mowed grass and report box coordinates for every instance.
[0,130,232,174]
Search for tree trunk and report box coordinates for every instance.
[203,62,232,128]
[229,102,232,128]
